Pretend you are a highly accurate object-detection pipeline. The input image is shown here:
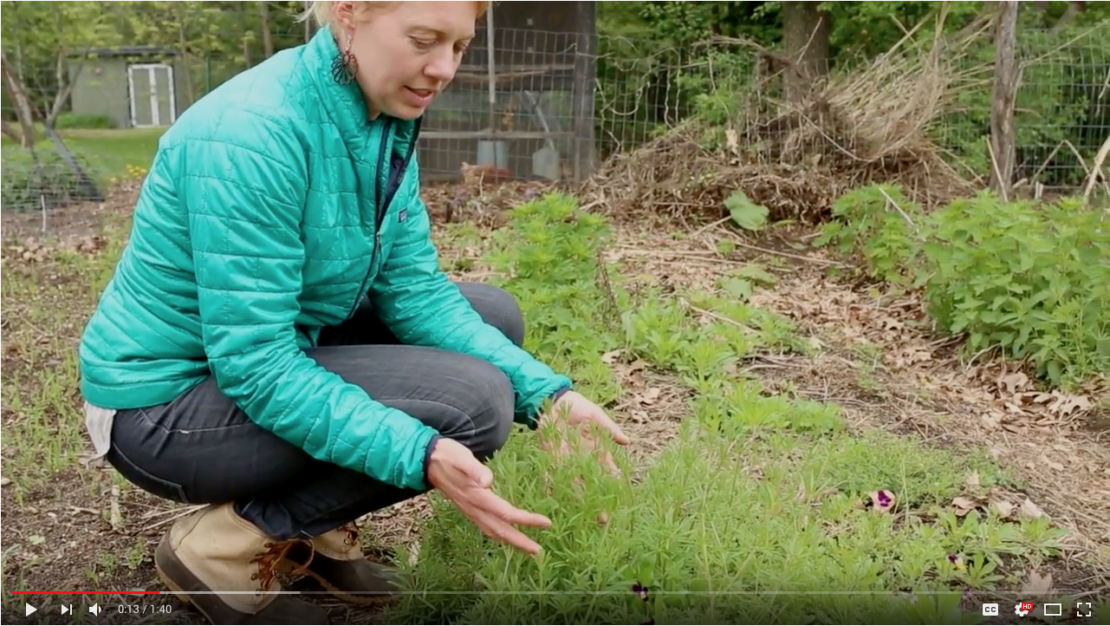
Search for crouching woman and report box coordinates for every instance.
[77,2,628,624]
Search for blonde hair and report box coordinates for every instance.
[301,1,491,28]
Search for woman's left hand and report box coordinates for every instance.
[538,390,630,474]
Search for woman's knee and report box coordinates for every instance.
[456,282,525,347]
[462,360,515,461]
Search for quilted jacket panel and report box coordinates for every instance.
[78,29,573,492]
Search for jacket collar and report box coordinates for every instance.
[302,28,420,161]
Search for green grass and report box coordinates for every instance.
[1,238,126,496]
[380,194,1088,625]
[0,190,1102,624]
[56,128,164,178]
[1,128,163,211]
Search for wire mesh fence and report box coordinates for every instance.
[2,20,1107,218]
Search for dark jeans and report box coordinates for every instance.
[106,282,523,540]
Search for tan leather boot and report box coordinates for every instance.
[154,503,329,624]
[286,521,407,606]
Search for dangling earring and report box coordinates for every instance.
[331,32,358,84]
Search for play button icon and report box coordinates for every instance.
[25,603,36,616]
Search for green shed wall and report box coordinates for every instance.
[69,56,189,128]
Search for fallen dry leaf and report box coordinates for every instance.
[725,127,739,154]
[966,471,981,489]
[1048,393,1092,417]
[990,499,1015,519]
[1020,497,1047,520]
[999,372,1030,395]
[601,350,622,364]
[980,413,1002,430]
[952,497,980,517]
[640,387,661,405]
[1020,570,1055,596]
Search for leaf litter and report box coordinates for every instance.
[602,216,1109,583]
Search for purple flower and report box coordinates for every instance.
[632,583,649,601]
[877,491,892,508]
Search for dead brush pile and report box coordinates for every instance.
[583,18,992,224]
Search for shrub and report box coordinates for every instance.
[54,113,115,129]
[816,185,1110,388]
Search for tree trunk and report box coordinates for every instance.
[2,51,39,148]
[2,50,46,199]
[48,45,90,127]
[259,1,274,58]
[781,1,831,104]
[989,1,1020,200]
[1,117,23,144]
[173,4,196,105]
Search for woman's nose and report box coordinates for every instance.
[424,49,459,82]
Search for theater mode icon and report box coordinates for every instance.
[982,603,999,616]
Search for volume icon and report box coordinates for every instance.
[89,603,101,616]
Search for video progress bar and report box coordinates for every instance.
[10,591,160,595]
[13,590,1094,596]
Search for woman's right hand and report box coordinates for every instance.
[425,437,551,554]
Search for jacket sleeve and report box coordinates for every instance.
[368,165,573,428]
[171,114,440,492]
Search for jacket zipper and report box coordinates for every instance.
[345,117,422,321]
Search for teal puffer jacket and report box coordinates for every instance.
[78,29,572,492]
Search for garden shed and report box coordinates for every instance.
[416,0,598,182]
[68,46,188,129]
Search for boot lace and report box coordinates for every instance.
[249,539,314,593]
[339,522,360,548]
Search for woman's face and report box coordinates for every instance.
[336,1,478,120]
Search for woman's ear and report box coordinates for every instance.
[332,1,357,31]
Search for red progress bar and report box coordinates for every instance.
[11,591,161,594]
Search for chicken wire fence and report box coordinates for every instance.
[2,24,1107,217]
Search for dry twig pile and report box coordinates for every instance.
[582,14,993,224]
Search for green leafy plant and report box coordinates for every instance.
[813,184,926,286]
[725,190,770,232]
[815,185,1110,388]
[923,193,1109,387]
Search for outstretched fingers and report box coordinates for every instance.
[591,408,631,446]
[471,489,551,554]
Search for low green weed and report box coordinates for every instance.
[387,419,1059,624]
[815,185,1109,388]
[382,193,1071,624]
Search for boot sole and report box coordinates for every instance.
[277,557,398,607]
[307,570,395,607]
